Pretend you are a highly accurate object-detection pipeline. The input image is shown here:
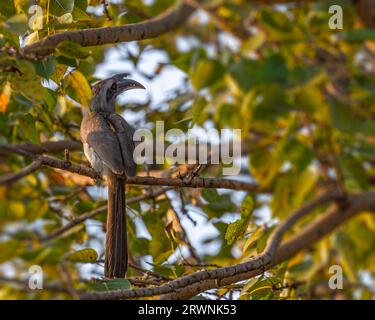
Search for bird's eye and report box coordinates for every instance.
[111,83,117,90]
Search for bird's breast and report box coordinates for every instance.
[83,142,105,174]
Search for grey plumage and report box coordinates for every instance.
[80,74,144,278]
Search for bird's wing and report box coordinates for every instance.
[107,114,137,177]
[81,112,125,175]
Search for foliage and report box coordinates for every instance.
[0,0,374,300]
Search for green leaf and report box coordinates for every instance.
[190,59,225,90]
[338,154,369,191]
[131,237,150,256]
[0,240,27,263]
[57,41,90,59]
[75,0,88,10]
[271,169,318,219]
[14,0,31,14]
[153,264,176,278]
[27,199,49,221]
[329,102,375,136]
[229,55,287,92]
[33,57,56,79]
[18,113,39,143]
[51,64,68,83]
[335,232,358,282]
[261,8,293,33]
[4,14,28,35]
[225,195,254,245]
[11,62,45,100]
[0,1,17,16]
[172,48,206,73]
[202,189,236,218]
[190,96,207,128]
[343,29,375,41]
[50,0,75,15]
[243,227,264,252]
[241,195,254,218]
[256,228,273,253]
[241,31,266,53]
[241,277,273,300]
[143,202,172,261]
[290,85,326,113]
[90,278,131,291]
[225,218,248,245]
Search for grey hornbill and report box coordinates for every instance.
[80,74,145,278]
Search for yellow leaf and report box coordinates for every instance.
[243,226,264,252]
[67,248,98,263]
[0,186,6,199]
[57,13,73,24]
[0,240,27,263]
[12,75,44,100]
[0,82,11,112]
[88,0,102,6]
[54,95,67,116]
[66,71,92,107]
[9,201,25,218]
[24,31,39,46]
[51,64,68,84]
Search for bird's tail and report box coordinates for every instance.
[105,175,127,278]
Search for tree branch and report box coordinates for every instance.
[0,145,260,192]
[0,140,82,157]
[162,192,374,299]
[80,189,359,299]
[15,0,342,62]
[0,276,79,294]
[0,160,42,184]
[20,0,321,59]
[0,135,255,160]
[127,176,260,192]
[22,1,198,58]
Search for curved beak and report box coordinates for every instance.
[116,76,145,92]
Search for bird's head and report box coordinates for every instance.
[90,73,145,113]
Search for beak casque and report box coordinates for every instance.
[114,74,145,92]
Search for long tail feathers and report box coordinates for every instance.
[105,176,127,278]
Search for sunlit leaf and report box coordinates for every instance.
[65,70,92,106]
[57,41,90,59]
[18,113,39,143]
[335,232,358,282]
[190,59,225,90]
[225,195,254,245]
[4,14,28,35]
[66,248,98,263]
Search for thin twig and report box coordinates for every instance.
[166,196,201,263]
[41,187,174,242]
[0,159,42,185]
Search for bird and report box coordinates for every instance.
[80,73,145,278]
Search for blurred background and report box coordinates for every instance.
[0,0,374,299]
